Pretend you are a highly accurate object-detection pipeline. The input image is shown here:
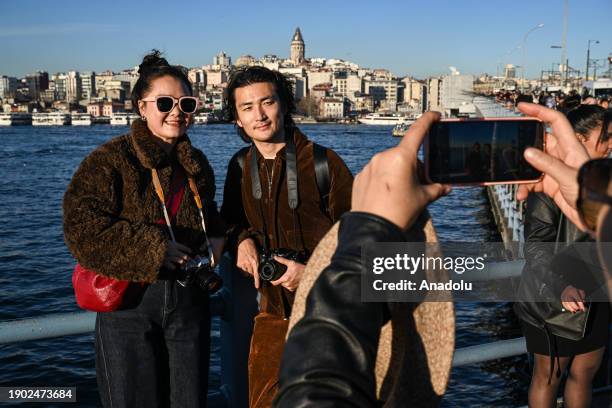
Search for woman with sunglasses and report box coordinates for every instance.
[515,105,611,407]
[63,50,226,407]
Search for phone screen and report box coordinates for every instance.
[426,119,544,184]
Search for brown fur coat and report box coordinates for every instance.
[63,119,226,283]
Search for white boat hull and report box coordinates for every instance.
[358,118,411,125]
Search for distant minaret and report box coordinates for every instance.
[290,27,305,65]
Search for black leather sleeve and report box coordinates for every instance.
[523,192,566,299]
[274,212,405,407]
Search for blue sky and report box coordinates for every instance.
[1,0,610,79]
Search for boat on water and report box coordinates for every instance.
[71,113,92,126]
[0,112,33,126]
[391,121,413,137]
[194,112,215,125]
[32,112,71,126]
[110,113,140,126]
[293,115,317,124]
[357,113,412,125]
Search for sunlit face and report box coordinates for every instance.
[138,75,192,143]
[579,123,612,159]
[234,82,285,143]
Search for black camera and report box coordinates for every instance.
[258,248,309,282]
[176,254,223,293]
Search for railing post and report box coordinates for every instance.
[219,253,258,408]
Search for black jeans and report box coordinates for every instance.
[95,280,210,408]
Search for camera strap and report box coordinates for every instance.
[249,132,302,251]
[151,167,215,265]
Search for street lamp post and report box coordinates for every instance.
[521,23,545,93]
[585,39,599,81]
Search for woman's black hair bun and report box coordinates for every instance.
[138,49,169,75]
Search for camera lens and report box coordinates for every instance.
[259,262,277,281]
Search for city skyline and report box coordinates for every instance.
[1,0,610,79]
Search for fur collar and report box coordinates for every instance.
[129,118,202,175]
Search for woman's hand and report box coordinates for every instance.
[561,285,587,313]
[162,241,192,270]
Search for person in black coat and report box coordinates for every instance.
[514,104,611,407]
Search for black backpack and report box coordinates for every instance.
[234,143,331,215]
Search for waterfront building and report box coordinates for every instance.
[205,70,228,90]
[364,77,399,111]
[427,77,442,112]
[353,93,374,112]
[87,102,103,117]
[95,71,114,95]
[401,77,427,113]
[97,80,129,103]
[307,69,333,92]
[113,70,139,97]
[290,27,305,65]
[188,69,206,85]
[333,71,363,102]
[40,89,55,104]
[188,68,206,96]
[51,73,67,101]
[319,97,345,119]
[372,69,393,79]
[25,71,49,101]
[80,72,96,101]
[235,55,257,67]
[66,71,81,104]
[260,55,281,71]
[285,75,306,101]
[0,76,19,99]
[441,68,474,116]
[311,83,332,100]
[213,51,231,69]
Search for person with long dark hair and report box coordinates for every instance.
[221,66,353,407]
[515,105,611,407]
[63,50,225,407]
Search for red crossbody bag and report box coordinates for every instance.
[72,167,187,312]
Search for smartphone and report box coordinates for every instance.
[424,117,545,185]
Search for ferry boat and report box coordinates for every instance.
[293,115,317,124]
[32,112,71,126]
[71,113,92,126]
[391,121,413,137]
[0,112,32,126]
[194,112,214,125]
[110,113,140,126]
[357,113,411,125]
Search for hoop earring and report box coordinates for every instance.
[141,116,147,122]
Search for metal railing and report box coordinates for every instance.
[0,259,531,407]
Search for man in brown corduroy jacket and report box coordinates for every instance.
[221,66,353,407]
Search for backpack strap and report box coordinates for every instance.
[312,142,330,215]
[235,145,251,171]
[234,143,331,214]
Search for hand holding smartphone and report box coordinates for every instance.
[424,117,545,185]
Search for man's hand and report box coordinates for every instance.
[561,285,587,313]
[237,238,260,289]
[516,102,590,229]
[351,111,451,230]
[270,256,305,292]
